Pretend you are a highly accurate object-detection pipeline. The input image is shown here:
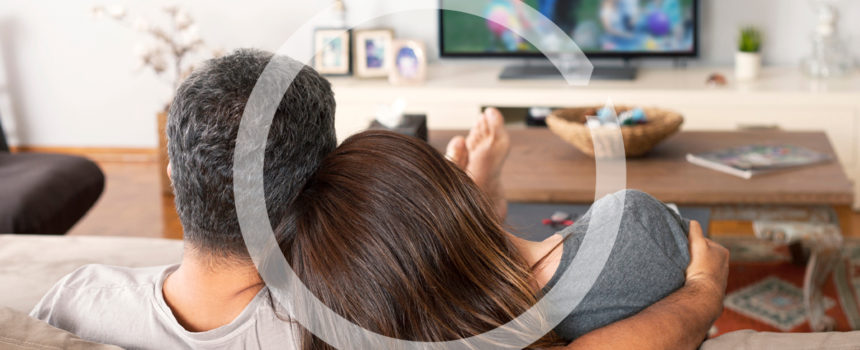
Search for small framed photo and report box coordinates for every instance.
[354,29,394,78]
[389,40,427,85]
[313,28,352,76]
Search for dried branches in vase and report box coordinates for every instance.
[91,5,221,109]
[92,5,220,195]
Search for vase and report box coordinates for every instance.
[735,52,762,81]
[157,110,172,196]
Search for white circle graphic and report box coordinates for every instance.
[233,1,627,348]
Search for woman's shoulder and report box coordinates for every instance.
[532,233,567,289]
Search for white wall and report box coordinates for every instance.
[0,0,327,148]
[0,0,857,148]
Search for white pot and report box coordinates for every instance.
[735,52,762,81]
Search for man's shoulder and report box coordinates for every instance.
[56,264,173,291]
[30,264,177,340]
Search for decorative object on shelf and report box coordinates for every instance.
[322,0,347,28]
[802,0,854,78]
[354,29,394,78]
[735,27,763,81]
[368,98,427,141]
[313,29,352,76]
[91,5,218,99]
[388,40,427,85]
[706,73,728,87]
[546,105,683,158]
[92,5,219,195]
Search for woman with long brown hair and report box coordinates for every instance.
[281,109,727,349]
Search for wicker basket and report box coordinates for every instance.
[546,106,684,158]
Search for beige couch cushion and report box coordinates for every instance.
[0,234,182,312]
[0,307,121,350]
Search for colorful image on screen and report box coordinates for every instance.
[441,0,696,54]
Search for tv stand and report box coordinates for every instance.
[499,61,637,81]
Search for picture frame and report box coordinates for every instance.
[389,40,427,85]
[312,28,352,76]
[354,29,394,78]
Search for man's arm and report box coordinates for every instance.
[560,221,729,350]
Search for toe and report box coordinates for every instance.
[477,111,490,136]
[466,113,484,149]
[445,136,469,169]
[484,108,505,131]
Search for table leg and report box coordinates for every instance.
[753,220,843,332]
[803,245,841,331]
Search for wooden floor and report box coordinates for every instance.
[68,161,183,239]
[68,160,859,240]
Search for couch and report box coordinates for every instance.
[0,117,105,235]
[1,234,858,349]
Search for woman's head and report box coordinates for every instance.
[283,130,557,348]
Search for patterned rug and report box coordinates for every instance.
[711,237,860,336]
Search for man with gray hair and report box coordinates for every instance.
[30,48,329,348]
[30,48,727,349]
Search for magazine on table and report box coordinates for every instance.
[686,145,832,179]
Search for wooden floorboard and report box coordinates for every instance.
[68,160,859,240]
[67,161,182,239]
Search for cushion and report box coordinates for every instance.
[702,329,860,350]
[0,153,104,234]
[0,307,121,349]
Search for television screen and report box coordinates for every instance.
[440,0,697,57]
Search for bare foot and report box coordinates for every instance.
[448,109,563,281]
[445,108,510,219]
[445,135,468,170]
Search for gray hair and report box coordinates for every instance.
[167,48,336,261]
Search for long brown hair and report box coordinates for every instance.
[282,130,561,349]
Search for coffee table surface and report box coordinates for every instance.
[429,129,854,206]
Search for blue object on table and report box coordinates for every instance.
[619,108,647,126]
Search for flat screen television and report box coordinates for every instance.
[440,0,698,59]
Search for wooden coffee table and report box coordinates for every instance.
[430,129,855,331]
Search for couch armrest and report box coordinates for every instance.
[0,307,121,350]
[702,330,860,350]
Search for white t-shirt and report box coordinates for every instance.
[30,264,299,350]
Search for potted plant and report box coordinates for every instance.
[735,27,762,81]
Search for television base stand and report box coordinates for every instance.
[499,63,637,81]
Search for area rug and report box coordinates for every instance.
[710,236,860,337]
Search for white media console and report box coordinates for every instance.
[328,63,860,209]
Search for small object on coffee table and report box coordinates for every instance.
[619,108,647,126]
[547,105,683,158]
[541,211,575,229]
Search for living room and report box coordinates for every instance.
[1,0,859,348]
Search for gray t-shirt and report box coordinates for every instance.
[541,189,691,341]
[30,264,298,350]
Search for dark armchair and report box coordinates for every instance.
[0,115,104,234]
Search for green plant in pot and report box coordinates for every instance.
[736,27,762,81]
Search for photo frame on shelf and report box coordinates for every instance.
[389,40,427,85]
[312,28,352,76]
[354,29,394,78]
